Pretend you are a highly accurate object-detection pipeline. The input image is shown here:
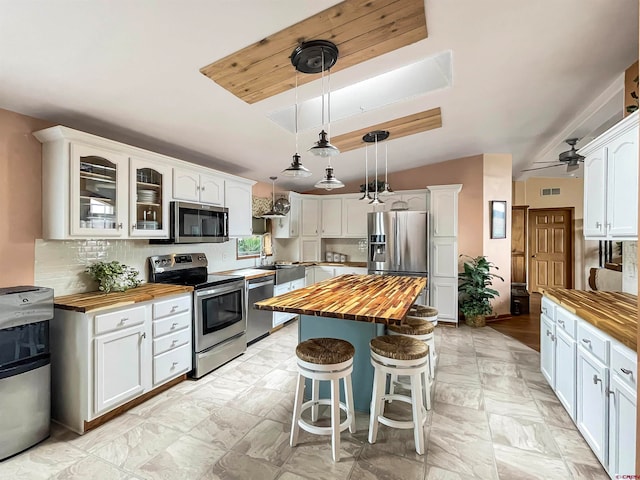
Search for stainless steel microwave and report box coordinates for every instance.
[154,201,229,244]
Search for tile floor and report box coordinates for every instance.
[0,322,608,480]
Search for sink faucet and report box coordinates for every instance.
[259,248,267,266]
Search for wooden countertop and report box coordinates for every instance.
[301,262,367,268]
[214,268,276,280]
[55,284,194,313]
[543,288,637,351]
[255,274,426,325]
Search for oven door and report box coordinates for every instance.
[193,281,245,352]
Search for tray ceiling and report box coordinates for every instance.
[200,0,427,104]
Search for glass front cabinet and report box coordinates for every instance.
[68,143,169,239]
[129,157,170,238]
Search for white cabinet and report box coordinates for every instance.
[129,156,171,238]
[608,374,637,477]
[342,195,371,237]
[576,345,608,464]
[321,197,342,237]
[50,293,192,434]
[314,266,336,283]
[173,167,225,205]
[382,191,428,211]
[427,185,462,324]
[225,179,253,237]
[272,278,306,327]
[300,238,320,262]
[301,197,320,236]
[541,296,637,475]
[334,266,367,275]
[540,313,556,387]
[273,193,301,238]
[579,111,638,240]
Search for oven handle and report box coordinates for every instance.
[196,283,243,298]
[248,279,274,290]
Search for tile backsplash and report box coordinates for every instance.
[34,239,258,296]
[622,241,638,295]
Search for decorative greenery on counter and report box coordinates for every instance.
[85,261,141,293]
[458,255,504,327]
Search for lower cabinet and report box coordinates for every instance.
[51,293,192,434]
[576,345,608,464]
[272,278,306,327]
[541,296,637,476]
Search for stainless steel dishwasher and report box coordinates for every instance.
[246,276,275,344]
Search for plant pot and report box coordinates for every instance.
[465,314,486,328]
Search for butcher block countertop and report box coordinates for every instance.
[214,268,275,280]
[543,288,637,351]
[54,284,194,313]
[255,274,426,325]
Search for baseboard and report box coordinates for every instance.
[485,314,513,323]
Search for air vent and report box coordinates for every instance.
[541,188,561,196]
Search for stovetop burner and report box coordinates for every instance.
[148,253,243,289]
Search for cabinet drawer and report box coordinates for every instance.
[94,306,146,335]
[153,312,191,338]
[274,283,289,296]
[555,307,577,339]
[541,297,556,321]
[153,328,191,356]
[153,344,191,386]
[577,321,609,364]
[153,295,191,319]
[612,341,637,390]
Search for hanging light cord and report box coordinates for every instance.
[365,145,369,196]
[384,143,388,185]
[327,58,331,138]
[320,50,325,130]
[374,134,379,197]
[294,71,299,154]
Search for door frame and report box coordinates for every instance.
[527,207,575,291]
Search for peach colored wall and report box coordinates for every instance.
[483,154,513,316]
[0,108,52,287]
[253,180,279,198]
[513,177,590,290]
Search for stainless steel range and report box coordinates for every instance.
[148,253,246,378]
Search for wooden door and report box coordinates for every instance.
[528,208,573,292]
[511,206,528,283]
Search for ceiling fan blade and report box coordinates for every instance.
[521,164,564,172]
[566,163,581,172]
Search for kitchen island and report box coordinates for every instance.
[255,274,427,411]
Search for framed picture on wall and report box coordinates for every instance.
[490,201,507,239]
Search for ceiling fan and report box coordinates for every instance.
[522,138,585,173]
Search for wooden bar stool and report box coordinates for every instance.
[290,337,356,462]
[408,304,438,368]
[368,335,429,455]
[387,317,434,410]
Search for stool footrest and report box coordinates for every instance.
[298,399,353,436]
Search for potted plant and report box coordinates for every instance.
[85,261,141,294]
[458,255,504,327]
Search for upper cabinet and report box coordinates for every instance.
[273,192,301,239]
[173,167,224,205]
[225,179,253,237]
[321,197,342,237]
[34,126,254,240]
[301,197,320,236]
[579,112,638,240]
[381,191,427,212]
[342,195,372,237]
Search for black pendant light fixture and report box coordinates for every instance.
[363,130,389,205]
[262,176,286,219]
[359,144,372,200]
[291,40,340,158]
[314,163,344,190]
[282,71,312,178]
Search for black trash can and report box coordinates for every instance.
[510,283,529,315]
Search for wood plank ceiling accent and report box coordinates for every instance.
[200,0,427,104]
[331,107,442,153]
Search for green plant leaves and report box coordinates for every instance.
[85,261,141,294]
[457,254,504,317]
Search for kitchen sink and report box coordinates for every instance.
[257,265,305,284]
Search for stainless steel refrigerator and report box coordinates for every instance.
[367,210,428,276]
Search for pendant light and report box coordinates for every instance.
[282,71,311,178]
[363,130,389,205]
[379,141,394,196]
[262,176,285,219]
[291,40,340,158]
[314,162,344,190]
[359,144,372,200]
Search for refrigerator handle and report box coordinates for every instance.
[395,213,401,268]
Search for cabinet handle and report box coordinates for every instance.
[171,322,178,329]
[557,319,564,326]
[581,338,591,345]
[620,368,633,375]
[132,224,137,229]
[120,317,129,324]
[141,332,147,339]
[542,306,547,314]
[171,339,178,347]
[172,361,179,368]
[170,305,178,312]
[606,388,615,397]
[595,221,601,228]
[593,374,601,385]
[118,222,124,229]
[197,185,200,191]
[201,186,205,191]
[550,334,555,342]
[546,330,551,337]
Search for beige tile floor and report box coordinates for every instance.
[0,322,608,480]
